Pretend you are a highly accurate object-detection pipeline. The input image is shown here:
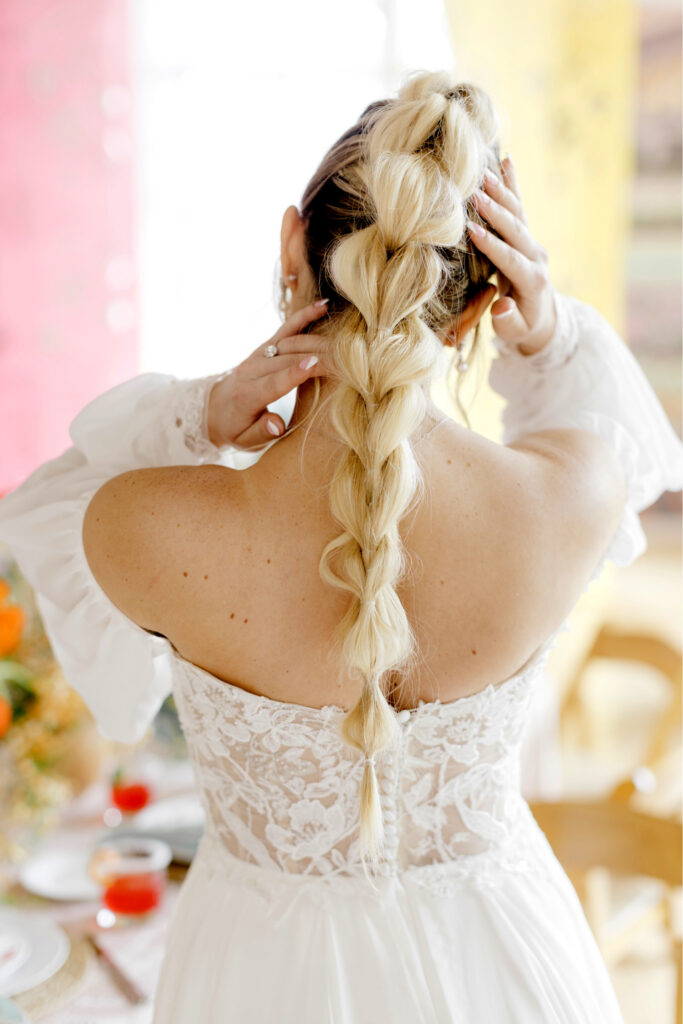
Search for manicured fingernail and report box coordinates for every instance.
[266,420,282,436]
[314,298,329,308]
[475,188,490,205]
[467,219,484,238]
[493,307,512,317]
[299,355,319,370]
[483,169,498,186]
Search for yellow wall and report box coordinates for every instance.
[435,0,639,440]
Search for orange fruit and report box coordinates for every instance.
[0,695,12,738]
[0,604,25,656]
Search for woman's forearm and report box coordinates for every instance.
[206,373,233,449]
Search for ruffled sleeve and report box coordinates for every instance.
[488,289,683,584]
[0,370,266,745]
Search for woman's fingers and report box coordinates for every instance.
[467,156,558,351]
[471,189,543,263]
[240,299,331,375]
[233,410,287,449]
[261,330,331,363]
[216,343,327,449]
[482,165,527,225]
[489,296,529,343]
[242,338,332,381]
[250,353,325,410]
[227,354,323,447]
[466,218,547,300]
[271,298,329,343]
[500,155,523,206]
[222,301,333,449]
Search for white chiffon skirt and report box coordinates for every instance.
[151,828,624,1024]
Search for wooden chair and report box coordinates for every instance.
[560,625,682,776]
[530,799,683,1024]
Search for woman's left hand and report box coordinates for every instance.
[207,299,331,449]
[468,157,557,355]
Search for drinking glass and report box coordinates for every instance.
[88,836,172,927]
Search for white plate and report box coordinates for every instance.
[0,909,70,998]
[0,927,31,988]
[19,847,101,902]
[132,794,205,831]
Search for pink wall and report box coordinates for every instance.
[0,0,138,495]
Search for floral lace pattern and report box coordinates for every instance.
[170,620,568,895]
[173,372,238,463]
[176,369,283,470]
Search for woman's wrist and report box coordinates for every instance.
[492,289,579,370]
[510,289,559,356]
[204,370,234,448]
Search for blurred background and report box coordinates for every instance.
[0,1,680,1021]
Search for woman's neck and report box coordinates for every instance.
[285,376,448,445]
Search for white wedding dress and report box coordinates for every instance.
[0,290,681,1023]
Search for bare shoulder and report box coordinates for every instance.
[82,465,234,631]
[506,427,628,528]
[424,422,628,633]
[499,426,628,605]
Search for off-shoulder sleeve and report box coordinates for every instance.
[488,289,683,584]
[0,370,259,744]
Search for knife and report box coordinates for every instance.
[84,932,148,1005]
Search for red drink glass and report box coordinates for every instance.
[110,780,152,813]
[88,837,172,926]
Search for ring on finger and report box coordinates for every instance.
[264,343,278,358]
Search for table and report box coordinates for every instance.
[1,757,196,1022]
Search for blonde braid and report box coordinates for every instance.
[317,72,498,872]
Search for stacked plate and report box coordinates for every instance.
[16,793,205,908]
[0,909,69,999]
[1,793,205,1000]
[102,792,205,864]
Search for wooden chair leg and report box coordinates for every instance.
[646,684,683,768]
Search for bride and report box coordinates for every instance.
[1,71,681,1022]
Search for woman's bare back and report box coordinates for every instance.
[83,409,625,713]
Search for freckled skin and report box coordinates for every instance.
[85,401,624,709]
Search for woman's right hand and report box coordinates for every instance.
[467,156,558,356]
[207,299,332,450]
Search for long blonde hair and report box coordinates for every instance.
[297,71,501,872]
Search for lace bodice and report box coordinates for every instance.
[170,621,567,885]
